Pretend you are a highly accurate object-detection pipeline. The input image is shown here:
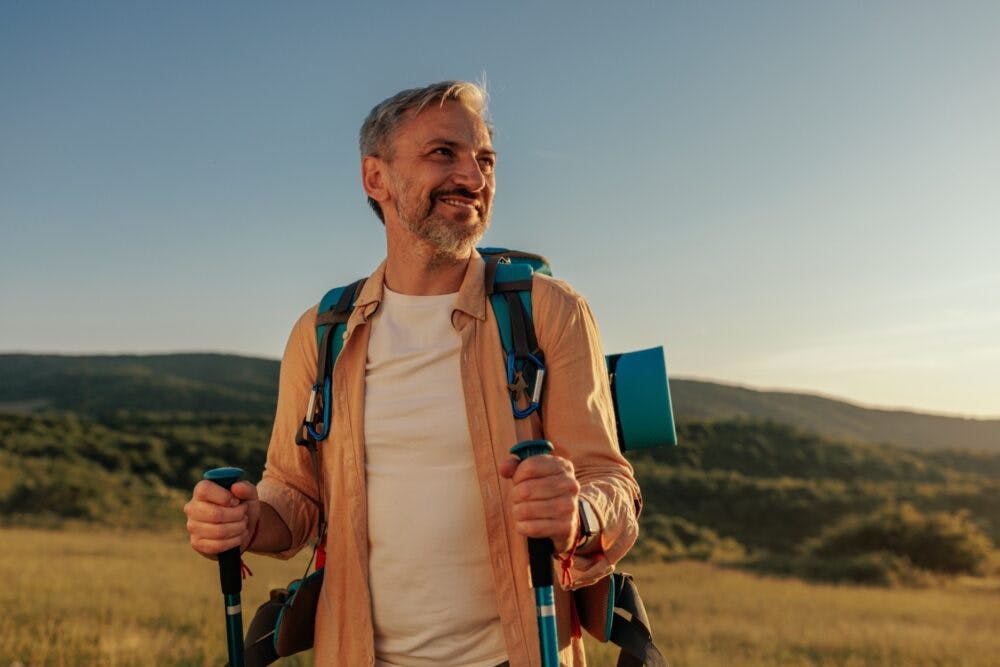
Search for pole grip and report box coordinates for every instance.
[510,440,556,590]
[204,467,246,595]
[510,440,561,667]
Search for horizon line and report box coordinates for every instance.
[2,348,998,422]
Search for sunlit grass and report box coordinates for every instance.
[0,527,312,667]
[587,560,1000,667]
[1,528,997,666]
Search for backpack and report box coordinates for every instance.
[244,248,673,667]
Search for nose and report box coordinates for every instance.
[452,154,489,192]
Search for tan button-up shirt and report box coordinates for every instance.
[257,254,641,666]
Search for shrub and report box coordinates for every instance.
[803,504,994,575]
[741,550,932,586]
[632,514,745,562]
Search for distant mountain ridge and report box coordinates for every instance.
[0,353,278,416]
[2,353,998,452]
[670,379,1000,452]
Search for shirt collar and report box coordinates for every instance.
[350,251,488,324]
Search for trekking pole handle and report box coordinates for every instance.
[204,467,246,594]
[510,440,560,667]
[510,440,556,588]
[204,467,246,667]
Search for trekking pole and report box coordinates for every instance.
[204,467,247,667]
[510,440,560,667]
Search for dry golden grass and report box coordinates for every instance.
[1,528,997,666]
[586,561,1000,667]
[0,526,313,667]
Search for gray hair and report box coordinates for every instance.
[360,80,491,222]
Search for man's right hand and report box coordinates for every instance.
[184,479,261,559]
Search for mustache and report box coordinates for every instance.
[430,188,481,204]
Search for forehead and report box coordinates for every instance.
[391,101,493,151]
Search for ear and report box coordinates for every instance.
[362,155,390,206]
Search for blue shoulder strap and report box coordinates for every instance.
[480,248,549,419]
[301,248,551,432]
[297,278,366,445]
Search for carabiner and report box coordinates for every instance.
[305,376,332,441]
[507,351,545,418]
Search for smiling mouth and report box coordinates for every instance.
[434,195,482,214]
[436,196,480,213]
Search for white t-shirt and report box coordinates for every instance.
[364,287,506,667]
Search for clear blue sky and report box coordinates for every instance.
[2,1,998,417]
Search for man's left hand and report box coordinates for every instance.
[499,453,580,555]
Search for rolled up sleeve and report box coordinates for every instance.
[256,307,324,559]
[534,277,641,588]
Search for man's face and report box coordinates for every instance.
[378,101,496,259]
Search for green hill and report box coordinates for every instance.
[2,353,997,583]
[0,353,277,416]
[2,353,998,452]
[671,379,1000,452]
[2,410,995,584]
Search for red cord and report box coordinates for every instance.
[315,537,327,570]
[558,539,579,589]
[240,517,261,580]
[245,517,261,552]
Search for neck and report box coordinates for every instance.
[383,235,471,296]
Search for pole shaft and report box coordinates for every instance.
[204,467,247,667]
[510,441,561,667]
[534,586,560,666]
[223,592,244,666]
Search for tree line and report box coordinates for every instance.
[2,412,996,584]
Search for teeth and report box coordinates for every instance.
[441,198,476,209]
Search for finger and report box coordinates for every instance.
[511,496,578,523]
[512,517,574,543]
[498,456,520,479]
[187,518,249,556]
[230,481,259,502]
[187,516,249,542]
[509,475,580,504]
[183,498,248,525]
[511,455,574,485]
[190,533,246,557]
[192,479,238,506]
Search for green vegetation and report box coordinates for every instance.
[1,352,997,585]
[804,504,994,575]
[0,353,278,415]
[2,409,997,585]
[0,411,271,528]
[670,378,1000,451]
[628,419,999,582]
[4,353,999,450]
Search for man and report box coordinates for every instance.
[185,81,640,667]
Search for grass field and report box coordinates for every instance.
[1,527,997,666]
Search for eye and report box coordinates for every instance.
[431,147,454,158]
[478,156,496,174]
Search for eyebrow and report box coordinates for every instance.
[423,138,496,157]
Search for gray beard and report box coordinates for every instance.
[397,204,489,267]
